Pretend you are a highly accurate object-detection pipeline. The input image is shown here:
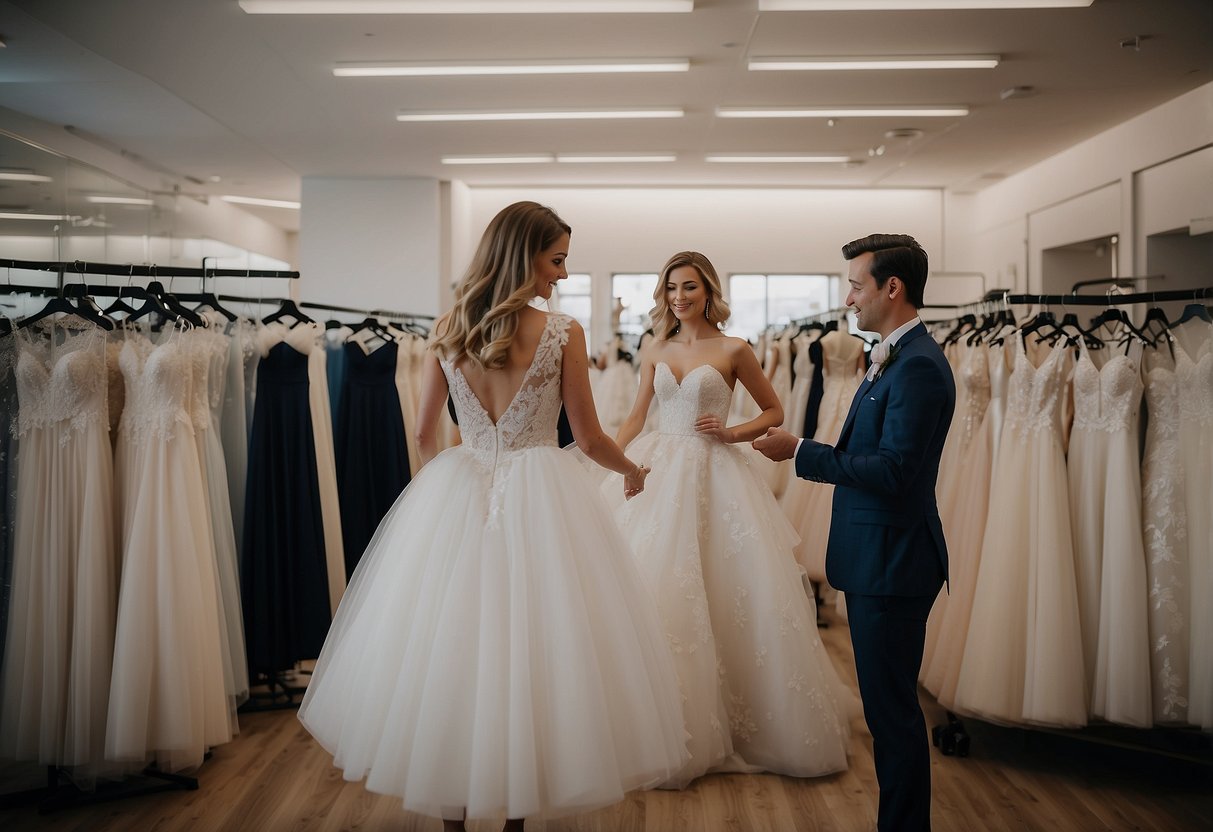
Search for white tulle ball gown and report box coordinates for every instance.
[604,361,853,789]
[298,313,688,821]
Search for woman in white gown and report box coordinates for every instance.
[606,252,852,789]
[298,202,688,831]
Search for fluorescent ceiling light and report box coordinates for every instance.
[398,109,684,122]
[556,154,677,163]
[221,195,302,209]
[442,155,556,165]
[0,212,76,221]
[749,55,999,71]
[242,1,693,13]
[0,172,54,183]
[759,1,1090,9]
[717,106,968,118]
[706,154,850,163]
[336,59,689,77]
[85,195,155,206]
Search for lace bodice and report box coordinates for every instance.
[14,320,108,440]
[818,330,866,390]
[440,313,572,465]
[1174,325,1213,428]
[954,344,991,454]
[1071,343,1143,434]
[655,363,732,436]
[118,332,193,443]
[1003,332,1072,439]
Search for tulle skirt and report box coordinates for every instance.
[298,444,689,821]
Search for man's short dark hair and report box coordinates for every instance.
[842,234,928,308]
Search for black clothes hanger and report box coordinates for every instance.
[176,290,238,322]
[1083,305,1149,346]
[261,298,314,326]
[1171,302,1212,327]
[19,292,115,331]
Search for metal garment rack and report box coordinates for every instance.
[0,256,300,281]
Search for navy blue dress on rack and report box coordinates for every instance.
[242,340,331,677]
[335,340,410,575]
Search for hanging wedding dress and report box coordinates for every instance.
[107,327,233,772]
[1067,340,1151,726]
[1,321,116,777]
[952,332,1087,728]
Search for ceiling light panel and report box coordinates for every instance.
[758,1,1092,9]
[442,155,556,164]
[336,59,690,77]
[221,195,302,209]
[556,154,677,163]
[749,56,999,71]
[705,154,851,163]
[85,196,155,205]
[0,172,54,183]
[716,106,969,118]
[242,1,693,13]
[398,109,684,122]
[0,213,75,221]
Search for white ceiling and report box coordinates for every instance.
[1,0,1210,233]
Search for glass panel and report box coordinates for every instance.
[611,273,657,338]
[768,274,832,328]
[727,274,767,342]
[552,272,592,336]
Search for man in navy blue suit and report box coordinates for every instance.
[754,234,954,832]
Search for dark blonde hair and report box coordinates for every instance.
[649,251,731,339]
[431,201,571,369]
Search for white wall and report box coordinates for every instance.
[300,176,442,315]
[967,82,1213,294]
[467,187,947,345]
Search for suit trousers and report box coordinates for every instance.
[846,591,939,832]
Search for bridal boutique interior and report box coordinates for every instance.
[0,1,1211,830]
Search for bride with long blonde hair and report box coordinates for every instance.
[299,201,688,831]
[605,250,853,788]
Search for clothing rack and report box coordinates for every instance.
[929,278,1213,769]
[0,257,300,281]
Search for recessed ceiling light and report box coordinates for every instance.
[221,195,302,209]
[749,56,999,71]
[716,106,968,118]
[242,1,693,13]
[0,212,76,221]
[758,1,1091,9]
[85,195,156,206]
[398,109,684,122]
[556,154,677,163]
[705,154,851,163]
[336,59,689,77]
[0,172,53,183]
[442,155,556,165]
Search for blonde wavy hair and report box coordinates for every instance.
[431,201,571,369]
[649,251,731,340]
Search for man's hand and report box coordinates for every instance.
[752,427,798,462]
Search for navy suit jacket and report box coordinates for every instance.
[794,323,955,597]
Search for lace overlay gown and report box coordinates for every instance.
[298,314,688,821]
[953,333,1087,728]
[1067,342,1151,725]
[604,361,852,788]
[1,322,116,776]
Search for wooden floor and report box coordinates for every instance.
[2,608,1210,832]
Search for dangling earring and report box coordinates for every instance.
[705,299,711,320]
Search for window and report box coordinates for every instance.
[611,273,658,338]
[553,272,592,336]
[726,273,835,341]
